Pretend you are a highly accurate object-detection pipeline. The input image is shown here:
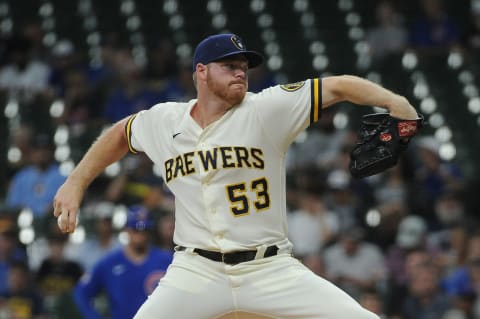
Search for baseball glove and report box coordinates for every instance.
[349,112,424,179]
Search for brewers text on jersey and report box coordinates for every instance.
[163,146,265,183]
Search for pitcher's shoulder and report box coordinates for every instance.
[150,100,195,113]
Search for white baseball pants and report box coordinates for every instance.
[134,250,379,319]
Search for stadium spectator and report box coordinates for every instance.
[301,253,327,277]
[0,260,48,319]
[287,108,350,170]
[144,39,178,84]
[62,68,99,125]
[387,248,440,316]
[366,1,408,63]
[0,228,27,295]
[384,216,437,316]
[412,137,464,222]
[0,35,50,104]
[324,168,360,232]
[247,63,277,93]
[324,226,386,300]
[442,232,480,313]
[463,1,480,53]
[102,50,165,123]
[47,40,108,124]
[154,211,175,251]
[48,39,78,97]
[373,164,409,208]
[359,289,388,319]
[287,187,339,257]
[6,133,66,217]
[35,230,83,319]
[158,62,196,102]
[401,259,452,319]
[20,22,48,61]
[386,215,429,287]
[105,153,168,210]
[409,0,461,51]
[68,201,121,271]
[427,193,469,269]
[405,248,438,278]
[442,257,480,317]
[73,205,173,319]
[7,124,34,169]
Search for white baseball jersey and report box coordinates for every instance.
[125,79,321,252]
[129,79,380,319]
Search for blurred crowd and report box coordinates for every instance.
[0,0,480,318]
[366,0,480,64]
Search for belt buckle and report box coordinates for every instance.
[222,252,237,265]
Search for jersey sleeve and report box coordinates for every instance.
[125,103,165,154]
[254,78,321,153]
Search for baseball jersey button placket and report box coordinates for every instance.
[202,174,212,187]
[201,181,209,192]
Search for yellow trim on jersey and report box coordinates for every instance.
[311,78,320,124]
[125,114,139,154]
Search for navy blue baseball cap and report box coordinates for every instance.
[192,33,264,71]
[125,205,153,231]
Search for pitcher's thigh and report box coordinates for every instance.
[239,258,379,319]
[134,262,234,319]
[285,272,380,319]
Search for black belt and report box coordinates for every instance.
[176,245,279,265]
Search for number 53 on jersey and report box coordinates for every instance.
[225,177,271,217]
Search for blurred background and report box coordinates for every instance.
[0,0,480,318]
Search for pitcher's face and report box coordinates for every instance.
[206,56,249,106]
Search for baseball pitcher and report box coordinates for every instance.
[54,33,421,318]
